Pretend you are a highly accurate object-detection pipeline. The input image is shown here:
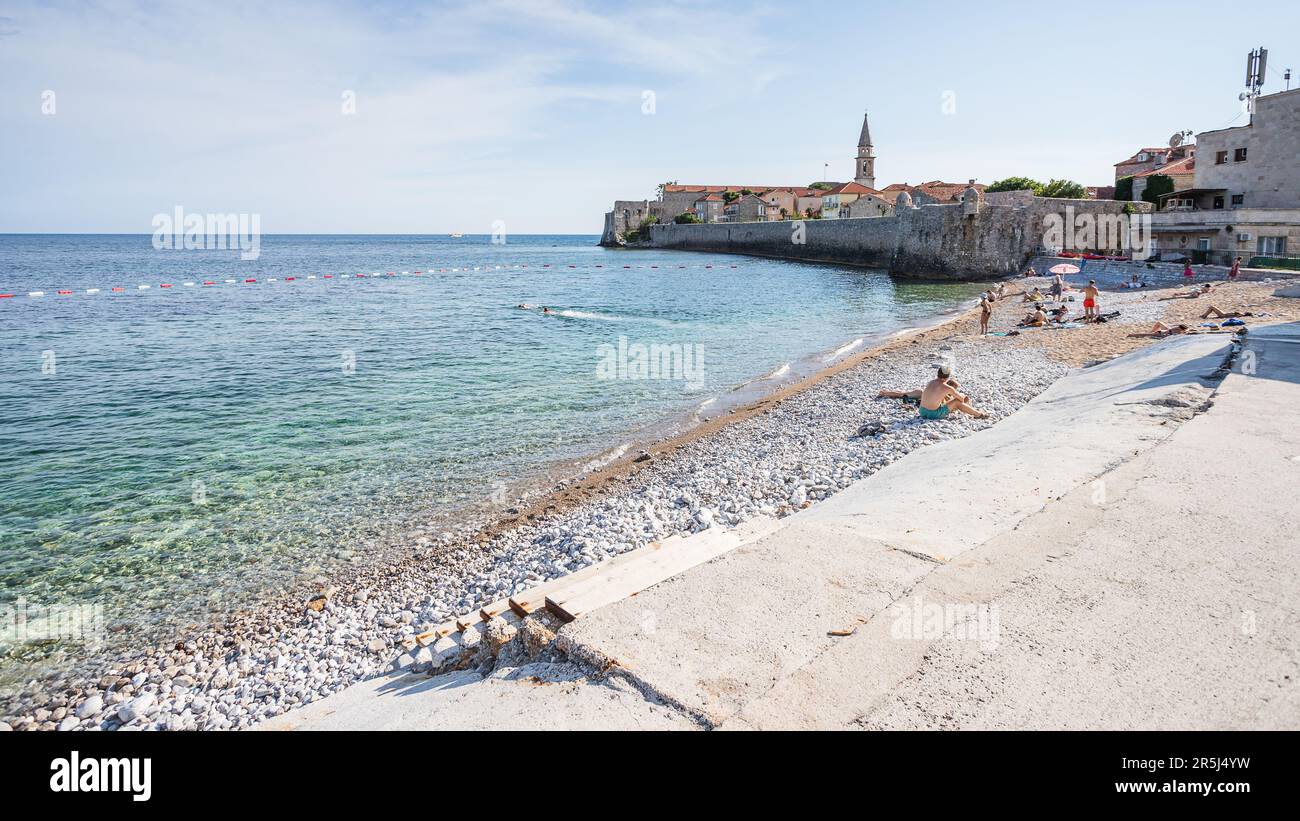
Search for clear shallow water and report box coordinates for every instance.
[0,234,985,649]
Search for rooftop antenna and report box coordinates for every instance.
[1244,47,1268,122]
[1286,68,1292,91]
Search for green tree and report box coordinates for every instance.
[1140,174,1174,205]
[722,191,740,203]
[1114,176,1134,202]
[623,215,659,243]
[986,176,1043,194]
[1038,179,1088,199]
[808,182,834,191]
[674,211,701,224]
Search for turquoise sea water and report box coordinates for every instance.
[0,234,985,650]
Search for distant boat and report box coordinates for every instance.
[449,232,463,238]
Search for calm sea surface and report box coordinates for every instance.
[0,234,985,665]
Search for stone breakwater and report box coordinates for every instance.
[0,318,1067,731]
[606,198,1149,282]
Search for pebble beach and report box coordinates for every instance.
[4,274,1298,732]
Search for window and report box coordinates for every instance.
[1257,236,1287,255]
[1197,238,1211,251]
[1216,151,1228,164]
[1234,147,1248,162]
[1231,194,1245,207]
[1213,196,1225,209]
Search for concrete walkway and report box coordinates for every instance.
[262,324,1300,730]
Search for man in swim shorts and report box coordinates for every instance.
[1082,279,1099,321]
[878,365,987,419]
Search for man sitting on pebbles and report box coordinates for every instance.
[878,364,989,420]
[1018,304,1049,327]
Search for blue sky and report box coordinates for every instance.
[1,0,1297,233]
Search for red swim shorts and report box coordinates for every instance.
[1083,298,1096,308]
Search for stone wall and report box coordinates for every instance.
[638,198,1150,281]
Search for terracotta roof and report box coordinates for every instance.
[1134,156,1195,177]
[665,185,780,194]
[825,181,881,195]
[694,194,724,203]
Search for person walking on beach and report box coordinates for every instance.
[1050,272,1067,300]
[979,293,992,335]
[1082,280,1099,321]
[1183,261,1195,282]
[1228,257,1242,282]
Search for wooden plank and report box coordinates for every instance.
[418,620,460,646]
[507,540,668,616]
[455,612,484,632]
[545,524,774,622]
[479,598,514,621]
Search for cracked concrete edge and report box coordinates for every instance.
[552,630,715,728]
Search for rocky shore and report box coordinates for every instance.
[4,277,1297,731]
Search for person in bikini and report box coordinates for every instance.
[979,293,992,335]
[879,364,987,420]
[1131,322,1193,338]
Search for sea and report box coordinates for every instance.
[0,233,986,677]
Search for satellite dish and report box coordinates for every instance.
[1169,132,1183,148]
[1239,91,1249,101]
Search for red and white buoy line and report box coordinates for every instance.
[0,262,742,302]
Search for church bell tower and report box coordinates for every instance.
[854,110,876,189]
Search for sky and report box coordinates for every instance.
[1,0,1298,234]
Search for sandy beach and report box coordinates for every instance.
[5,272,1298,731]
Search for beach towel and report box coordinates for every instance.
[1223,318,1246,326]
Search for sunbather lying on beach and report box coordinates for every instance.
[1022,288,1045,302]
[1200,306,1253,319]
[879,364,987,420]
[1130,322,1193,338]
[1161,284,1213,300]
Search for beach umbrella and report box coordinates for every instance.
[1049,263,1080,275]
